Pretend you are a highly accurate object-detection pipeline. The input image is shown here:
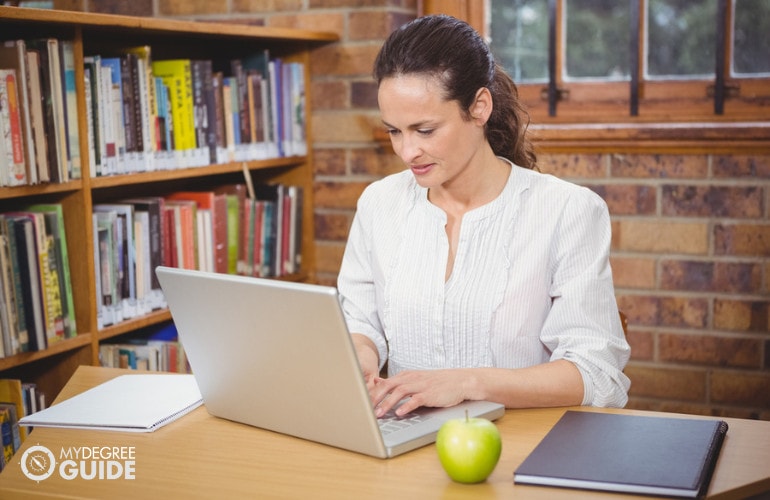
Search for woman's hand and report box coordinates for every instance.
[351,334,380,387]
[367,360,586,417]
[369,369,473,418]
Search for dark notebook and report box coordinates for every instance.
[513,411,728,499]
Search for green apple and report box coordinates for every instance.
[435,411,502,484]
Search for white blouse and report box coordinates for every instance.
[337,162,631,408]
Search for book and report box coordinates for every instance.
[0,68,27,186]
[152,59,195,159]
[0,40,36,184]
[93,204,137,321]
[125,46,156,170]
[18,374,202,433]
[167,191,228,274]
[0,216,29,354]
[83,56,103,176]
[5,215,46,351]
[59,40,81,179]
[0,378,27,441]
[120,197,165,309]
[513,411,729,499]
[0,403,21,456]
[27,38,65,182]
[25,49,49,183]
[26,204,76,338]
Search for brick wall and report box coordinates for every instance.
[70,1,770,420]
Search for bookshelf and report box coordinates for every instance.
[0,6,338,401]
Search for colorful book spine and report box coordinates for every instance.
[151,59,195,159]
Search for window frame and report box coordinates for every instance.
[423,0,770,124]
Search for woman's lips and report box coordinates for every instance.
[410,163,434,175]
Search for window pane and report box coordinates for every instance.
[646,0,716,79]
[564,0,630,81]
[732,0,770,76]
[488,0,549,83]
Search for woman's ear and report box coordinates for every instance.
[469,87,493,125]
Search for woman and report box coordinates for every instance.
[337,15,630,418]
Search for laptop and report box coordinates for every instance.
[155,266,505,458]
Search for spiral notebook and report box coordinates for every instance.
[514,411,728,499]
[18,374,203,432]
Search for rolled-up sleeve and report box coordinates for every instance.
[540,188,631,407]
[337,188,389,370]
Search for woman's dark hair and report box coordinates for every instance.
[373,15,537,170]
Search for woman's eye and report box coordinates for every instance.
[386,129,400,136]
[417,129,434,136]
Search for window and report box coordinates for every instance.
[482,0,770,122]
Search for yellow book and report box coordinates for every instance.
[151,59,195,151]
[0,379,27,441]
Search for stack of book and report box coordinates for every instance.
[0,377,44,471]
[0,204,76,357]
[0,39,81,186]
[92,182,303,329]
[85,46,306,175]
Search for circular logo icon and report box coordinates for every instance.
[21,445,56,482]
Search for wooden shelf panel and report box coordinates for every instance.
[0,334,92,371]
[0,5,338,43]
[89,156,307,189]
[98,309,173,342]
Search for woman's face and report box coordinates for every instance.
[378,74,490,191]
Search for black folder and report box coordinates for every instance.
[514,411,728,498]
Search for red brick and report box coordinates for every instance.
[159,0,227,15]
[614,220,708,254]
[711,371,770,408]
[87,0,152,15]
[615,295,708,328]
[231,0,303,13]
[311,44,382,77]
[53,0,85,10]
[588,184,656,215]
[314,211,353,241]
[310,0,402,7]
[656,403,761,420]
[662,185,764,218]
[351,81,378,109]
[626,330,653,361]
[314,181,368,209]
[315,241,345,274]
[268,12,345,32]
[311,81,349,111]
[715,223,770,257]
[660,260,762,294]
[537,153,605,179]
[624,366,707,401]
[311,111,380,143]
[713,154,770,178]
[714,298,770,332]
[313,148,347,176]
[349,11,413,41]
[766,340,770,370]
[610,257,656,289]
[349,147,404,176]
[610,154,708,179]
[659,333,761,368]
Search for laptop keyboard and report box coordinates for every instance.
[377,408,433,435]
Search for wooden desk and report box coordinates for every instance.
[1,366,769,499]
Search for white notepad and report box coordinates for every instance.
[19,374,203,432]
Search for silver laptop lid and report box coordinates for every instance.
[156,266,389,457]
